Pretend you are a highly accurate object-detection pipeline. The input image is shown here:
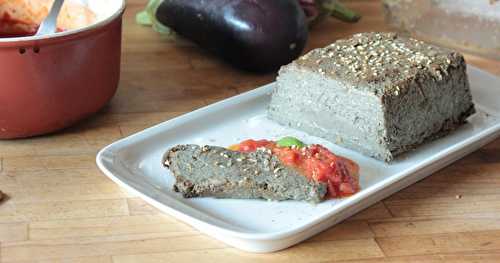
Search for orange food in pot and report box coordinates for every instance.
[0,0,95,36]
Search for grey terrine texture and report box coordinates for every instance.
[164,144,327,203]
[268,32,475,162]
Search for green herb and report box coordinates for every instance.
[277,137,305,148]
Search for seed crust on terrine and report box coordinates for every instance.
[268,32,475,161]
[163,144,327,203]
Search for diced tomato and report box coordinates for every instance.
[275,148,300,166]
[337,156,360,175]
[339,182,356,195]
[238,139,272,152]
[255,139,272,147]
[327,180,339,198]
[316,145,338,159]
[303,158,315,179]
[328,173,342,185]
[238,139,253,152]
[304,157,331,182]
[307,145,320,157]
[231,139,360,199]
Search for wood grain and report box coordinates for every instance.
[112,239,385,263]
[0,0,499,262]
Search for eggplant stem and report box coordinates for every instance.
[322,1,361,23]
[136,10,152,26]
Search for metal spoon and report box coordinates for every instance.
[35,0,65,36]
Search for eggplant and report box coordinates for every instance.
[154,0,308,72]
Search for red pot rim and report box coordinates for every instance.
[0,0,126,45]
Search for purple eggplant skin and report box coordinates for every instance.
[156,0,308,72]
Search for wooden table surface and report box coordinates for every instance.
[1,1,500,262]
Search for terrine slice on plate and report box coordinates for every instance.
[268,32,475,162]
[163,144,328,203]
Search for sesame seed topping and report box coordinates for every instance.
[294,32,460,96]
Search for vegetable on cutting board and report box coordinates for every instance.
[137,0,361,72]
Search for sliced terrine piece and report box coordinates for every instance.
[163,144,327,203]
[268,32,475,162]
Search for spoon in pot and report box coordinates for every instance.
[35,0,65,36]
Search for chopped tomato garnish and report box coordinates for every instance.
[235,139,272,152]
[230,139,360,198]
[327,180,339,198]
[304,157,330,181]
[275,148,300,166]
[339,182,356,195]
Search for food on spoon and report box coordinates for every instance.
[0,0,95,37]
[268,32,475,162]
[163,138,359,203]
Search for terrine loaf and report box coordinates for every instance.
[164,144,327,203]
[268,32,475,161]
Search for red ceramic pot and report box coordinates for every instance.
[0,0,126,139]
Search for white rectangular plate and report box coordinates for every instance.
[97,66,500,253]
